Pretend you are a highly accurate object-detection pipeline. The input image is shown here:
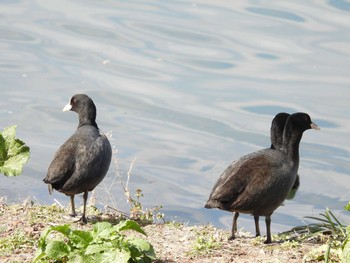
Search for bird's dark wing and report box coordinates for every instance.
[61,132,112,193]
[206,149,282,210]
[43,136,77,191]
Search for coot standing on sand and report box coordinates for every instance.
[230,112,290,239]
[205,112,319,243]
[43,94,112,223]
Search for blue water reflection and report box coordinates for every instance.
[246,7,305,22]
[0,0,349,235]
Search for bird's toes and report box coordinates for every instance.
[264,238,272,244]
[228,235,236,241]
[80,216,87,224]
[70,213,77,217]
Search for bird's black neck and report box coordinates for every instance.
[77,102,98,129]
[281,124,303,162]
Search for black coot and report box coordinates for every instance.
[205,112,319,243]
[230,112,290,239]
[43,94,112,223]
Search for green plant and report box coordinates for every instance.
[122,160,164,224]
[102,156,164,224]
[341,202,350,263]
[127,188,164,224]
[0,228,35,256]
[191,235,220,256]
[299,206,349,263]
[187,225,222,257]
[33,220,156,263]
[0,125,30,176]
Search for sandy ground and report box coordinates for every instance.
[0,201,328,262]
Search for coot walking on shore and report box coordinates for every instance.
[43,94,112,223]
[205,112,319,243]
[230,112,290,239]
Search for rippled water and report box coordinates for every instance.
[1,0,350,235]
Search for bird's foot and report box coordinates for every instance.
[79,215,87,224]
[264,238,272,244]
[228,235,236,241]
[70,212,77,218]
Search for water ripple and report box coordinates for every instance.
[246,7,306,22]
[329,0,350,11]
[130,22,223,45]
[0,0,349,234]
[0,27,38,43]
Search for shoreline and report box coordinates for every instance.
[0,201,335,262]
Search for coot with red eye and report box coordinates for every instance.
[205,112,320,243]
[43,94,112,223]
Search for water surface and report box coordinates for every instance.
[1,0,350,235]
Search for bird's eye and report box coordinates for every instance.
[72,99,77,104]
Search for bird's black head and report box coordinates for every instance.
[287,112,320,132]
[63,94,97,128]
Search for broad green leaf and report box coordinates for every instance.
[70,229,93,248]
[34,222,154,263]
[100,250,131,263]
[127,237,156,260]
[32,251,46,263]
[93,222,112,233]
[45,240,70,260]
[68,252,97,263]
[48,224,71,237]
[37,224,71,251]
[85,243,113,255]
[92,222,120,242]
[0,125,30,176]
[128,237,151,251]
[93,222,112,237]
[344,202,350,212]
[115,220,147,236]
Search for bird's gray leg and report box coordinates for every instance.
[80,191,88,224]
[264,216,272,244]
[254,215,261,237]
[228,212,240,240]
[70,195,77,217]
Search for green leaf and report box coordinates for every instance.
[93,222,112,236]
[68,252,89,263]
[45,240,70,260]
[100,250,131,263]
[48,224,71,237]
[93,222,112,233]
[70,229,93,248]
[37,224,71,252]
[92,222,119,242]
[34,222,155,263]
[342,226,350,262]
[344,202,350,212]
[0,125,30,176]
[127,237,156,260]
[114,220,147,236]
[85,243,112,255]
[32,251,47,263]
